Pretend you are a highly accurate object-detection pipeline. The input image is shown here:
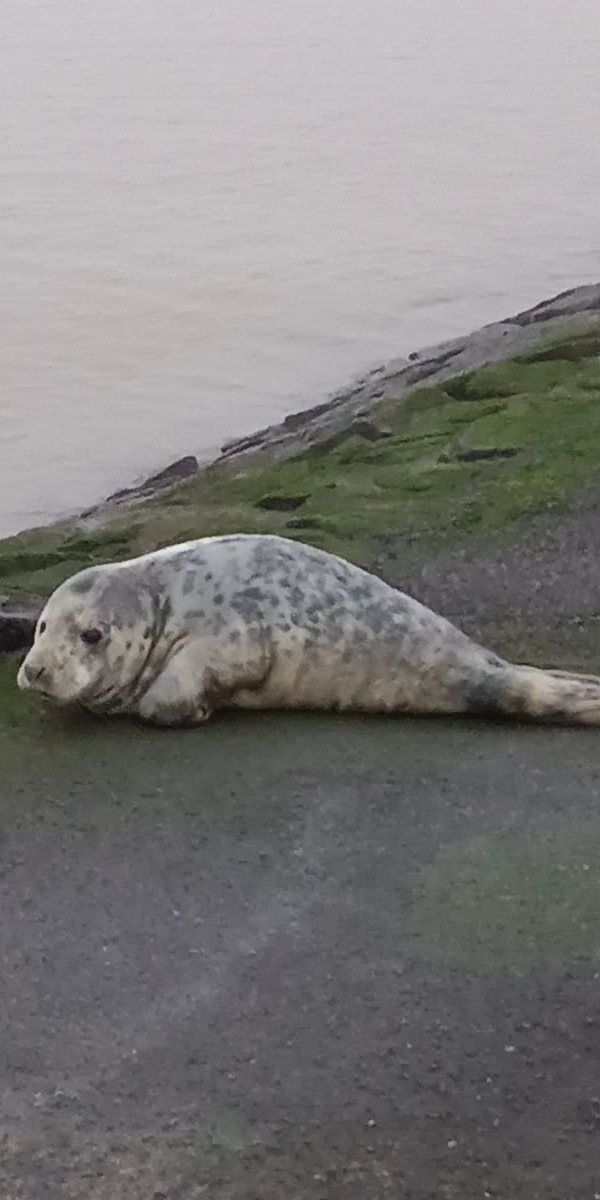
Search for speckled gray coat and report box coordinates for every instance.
[17,535,600,726]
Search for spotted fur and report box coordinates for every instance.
[16,534,600,727]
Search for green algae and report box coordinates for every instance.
[0,321,599,600]
[409,824,600,969]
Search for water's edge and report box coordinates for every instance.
[85,280,600,517]
[1,279,599,649]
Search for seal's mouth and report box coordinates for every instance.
[19,679,52,700]
[17,661,56,699]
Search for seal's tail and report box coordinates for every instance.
[486,662,600,725]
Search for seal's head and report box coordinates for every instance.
[17,565,156,709]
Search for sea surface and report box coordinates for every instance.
[2,0,599,535]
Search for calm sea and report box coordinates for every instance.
[1,0,599,535]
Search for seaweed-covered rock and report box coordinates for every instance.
[255,493,309,512]
[0,594,44,653]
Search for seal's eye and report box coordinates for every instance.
[38,620,46,634]
[80,628,103,646]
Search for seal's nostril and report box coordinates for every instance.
[25,663,46,684]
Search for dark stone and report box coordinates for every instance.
[457,446,519,462]
[255,493,309,512]
[282,402,333,431]
[140,455,199,489]
[348,418,393,441]
[438,446,520,464]
[507,283,600,326]
[105,456,199,505]
[304,417,394,458]
[516,333,600,364]
[285,517,322,531]
[0,595,44,653]
[220,426,272,456]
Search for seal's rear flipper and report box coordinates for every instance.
[492,663,600,726]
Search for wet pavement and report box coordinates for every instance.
[2,703,600,1199]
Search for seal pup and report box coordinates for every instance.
[17,533,600,727]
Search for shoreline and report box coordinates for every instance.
[76,280,600,524]
[1,279,599,651]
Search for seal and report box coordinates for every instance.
[16,533,600,726]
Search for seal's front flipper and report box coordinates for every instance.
[138,694,214,727]
[137,650,215,727]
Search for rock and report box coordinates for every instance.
[347,418,393,441]
[106,455,199,503]
[508,282,600,327]
[220,426,273,456]
[282,402,333,431]
[255,493,309,512]
[207,282,600,474]
[303,417,393,457]
[0,594,45,653]
[438,447,520,464]
[14,280,600,539]
[285,517,322,531]
[80,456,200,520]
[456,446,520,463]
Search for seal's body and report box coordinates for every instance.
[17,534,600,726]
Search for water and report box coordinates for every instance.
[1,0,599,537]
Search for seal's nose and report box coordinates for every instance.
[23,661,46,684]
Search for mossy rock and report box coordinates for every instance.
[1,322,599,599]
